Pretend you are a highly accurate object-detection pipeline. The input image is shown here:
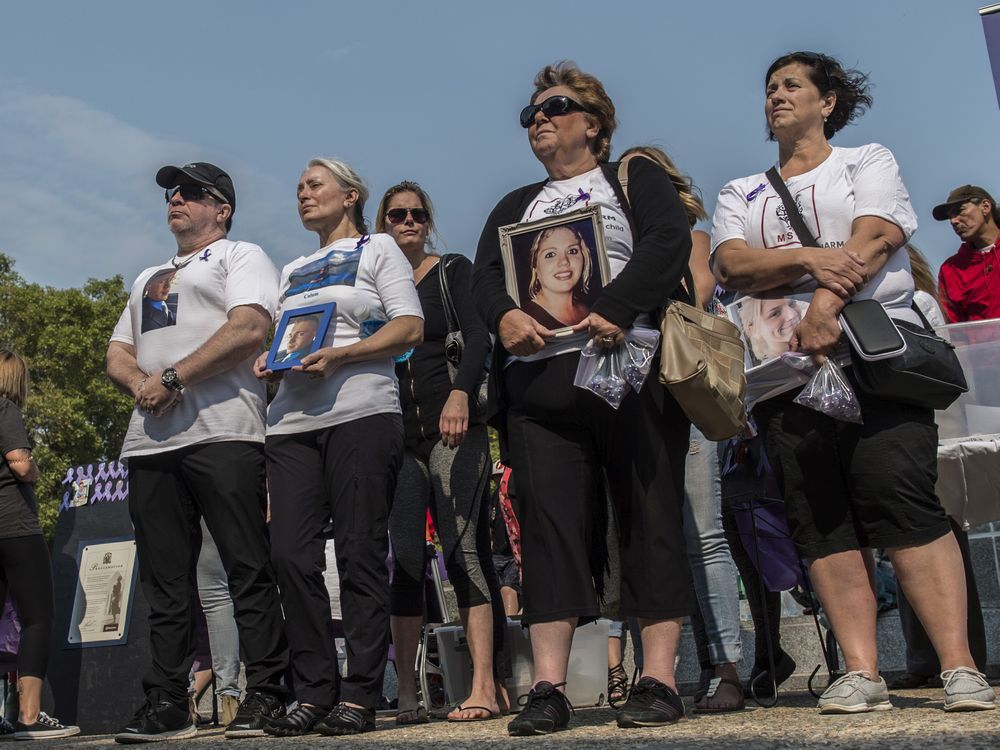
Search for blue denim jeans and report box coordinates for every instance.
[683,427,742,665]
[197,520,242,697]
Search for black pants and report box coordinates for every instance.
[267,413,403,709]
[504,353,693,624]
[128,441,288,706]
[897,517,988,674]
[0,534,54,679]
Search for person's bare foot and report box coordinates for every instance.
[447,688,501,721]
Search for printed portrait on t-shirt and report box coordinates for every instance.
[140,269,179,333]
[283,245,363,302]
[499,207,611,335]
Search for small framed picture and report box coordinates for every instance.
[266,302,336,371]
[498,206,611,335]
[726,290,812,369]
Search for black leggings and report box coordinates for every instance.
[0,535,54,679]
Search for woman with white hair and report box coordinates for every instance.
[254,158,424,737]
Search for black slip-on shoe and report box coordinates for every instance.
[263,703,328,737]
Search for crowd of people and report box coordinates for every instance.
[0,51,997,741]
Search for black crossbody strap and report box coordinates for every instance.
[437,254,460,334]
[765,166,819,248]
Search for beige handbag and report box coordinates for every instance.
[617,159,747,440]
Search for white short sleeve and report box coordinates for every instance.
[850,144,918,240]
[110,300,134,346]
[372,239,424,321]
[710,179,753,262]
[223,243,280,317]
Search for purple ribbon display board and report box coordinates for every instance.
[59,461,128,512]
[982,4,1000,109]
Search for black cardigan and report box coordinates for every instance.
[472,156,693,351]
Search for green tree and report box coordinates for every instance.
[0,253,132,536]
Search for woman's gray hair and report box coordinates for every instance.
[308,157,369,234]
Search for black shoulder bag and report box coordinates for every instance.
[438,254,490,419]
[764,167,968,410]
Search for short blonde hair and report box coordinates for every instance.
[620,146,708,227]
[532,61,617,163]
[0,349,29,409]
[307,157,370,234]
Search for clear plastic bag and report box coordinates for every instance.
[574,340,629,409]
[622,327,660,392]
[792,357,863,424]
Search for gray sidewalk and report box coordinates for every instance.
[18,688,1000,750]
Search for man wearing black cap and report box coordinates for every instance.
[932,184,1000,323]
[106,162,289,742]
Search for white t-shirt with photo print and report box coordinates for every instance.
[265,233,424,436]
[110,238,280,458]
[710,143,920,324]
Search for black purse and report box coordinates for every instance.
[438,254,490,419]
[764,167,968,410]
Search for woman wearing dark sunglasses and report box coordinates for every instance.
[373,182,506,724]
[472,61,694,735]
[711,51,994,714]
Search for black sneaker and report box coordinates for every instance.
[314,703,376,736]
[507,681,572,736]
[1,716,15,738]
[616,676,684,728]
[115,699,196,743]
[13,712,81,740]
[263,704,328,737]
[224,690,286,738]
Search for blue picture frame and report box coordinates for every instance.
[266,302,336,371]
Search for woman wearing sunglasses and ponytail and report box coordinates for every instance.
[472,61,694,735]
[374,182,507,724]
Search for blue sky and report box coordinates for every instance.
[1,1,997,289]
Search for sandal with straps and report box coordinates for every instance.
[608,663,630,708]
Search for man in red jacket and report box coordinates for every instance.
[933,185,1000,322]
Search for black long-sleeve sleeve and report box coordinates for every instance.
[446,256,492,394]
[590,157,693,328]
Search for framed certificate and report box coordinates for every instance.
[66,537,139,648]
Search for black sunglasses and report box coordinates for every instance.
[165,184,226,204]
[385,207,430,225]
[519,95,590,128]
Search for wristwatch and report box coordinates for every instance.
[161,367,184,393]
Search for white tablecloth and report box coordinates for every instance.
[937,434,1000,529]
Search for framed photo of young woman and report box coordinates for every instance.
[498,206,612,335]
[266,302,336,371]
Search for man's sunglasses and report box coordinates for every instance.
[385,207,430,225]
[165,184,227,204]
[519,95,590,128]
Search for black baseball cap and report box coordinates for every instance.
[156,162,236,214]
[932,185,994,221]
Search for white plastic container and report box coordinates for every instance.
[434,618,610,711]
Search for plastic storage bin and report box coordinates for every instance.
[434,617,610,711]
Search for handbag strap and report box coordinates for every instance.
[764,166,819,247]
[617,157,698,308]
[437,254,460,334]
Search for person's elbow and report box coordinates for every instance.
[712,252,737,289]
[398,316,424,348]
[230,305,273,355]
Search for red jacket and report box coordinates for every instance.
[938,238,1000,323]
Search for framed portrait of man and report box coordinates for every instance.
[266,302,336,371]
[498,206,611,335]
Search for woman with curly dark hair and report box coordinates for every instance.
[712,51,995,714]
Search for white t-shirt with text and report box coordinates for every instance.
[110,239,280,458]
[265,233,424,436]
[711,144,920,324]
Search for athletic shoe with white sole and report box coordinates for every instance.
[941,667,997,712]
[12,712,81,740]
[114,699,196,743]
[817,672,892,714]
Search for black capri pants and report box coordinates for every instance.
[0,534,54,679]
[752,375,952,559]
[504,352,693,625]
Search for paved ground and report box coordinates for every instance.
[17,688,1000,749]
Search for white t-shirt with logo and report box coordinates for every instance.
[265,233,424,436]
[110,239,280,458]
[711,144,920,324]
[515,166,635,362]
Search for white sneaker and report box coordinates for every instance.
[941,667,997,712]
[817,671,892,714]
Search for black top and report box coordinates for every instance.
[0,398,40,539]
[396,255,491,446]
[472,158,693,422]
